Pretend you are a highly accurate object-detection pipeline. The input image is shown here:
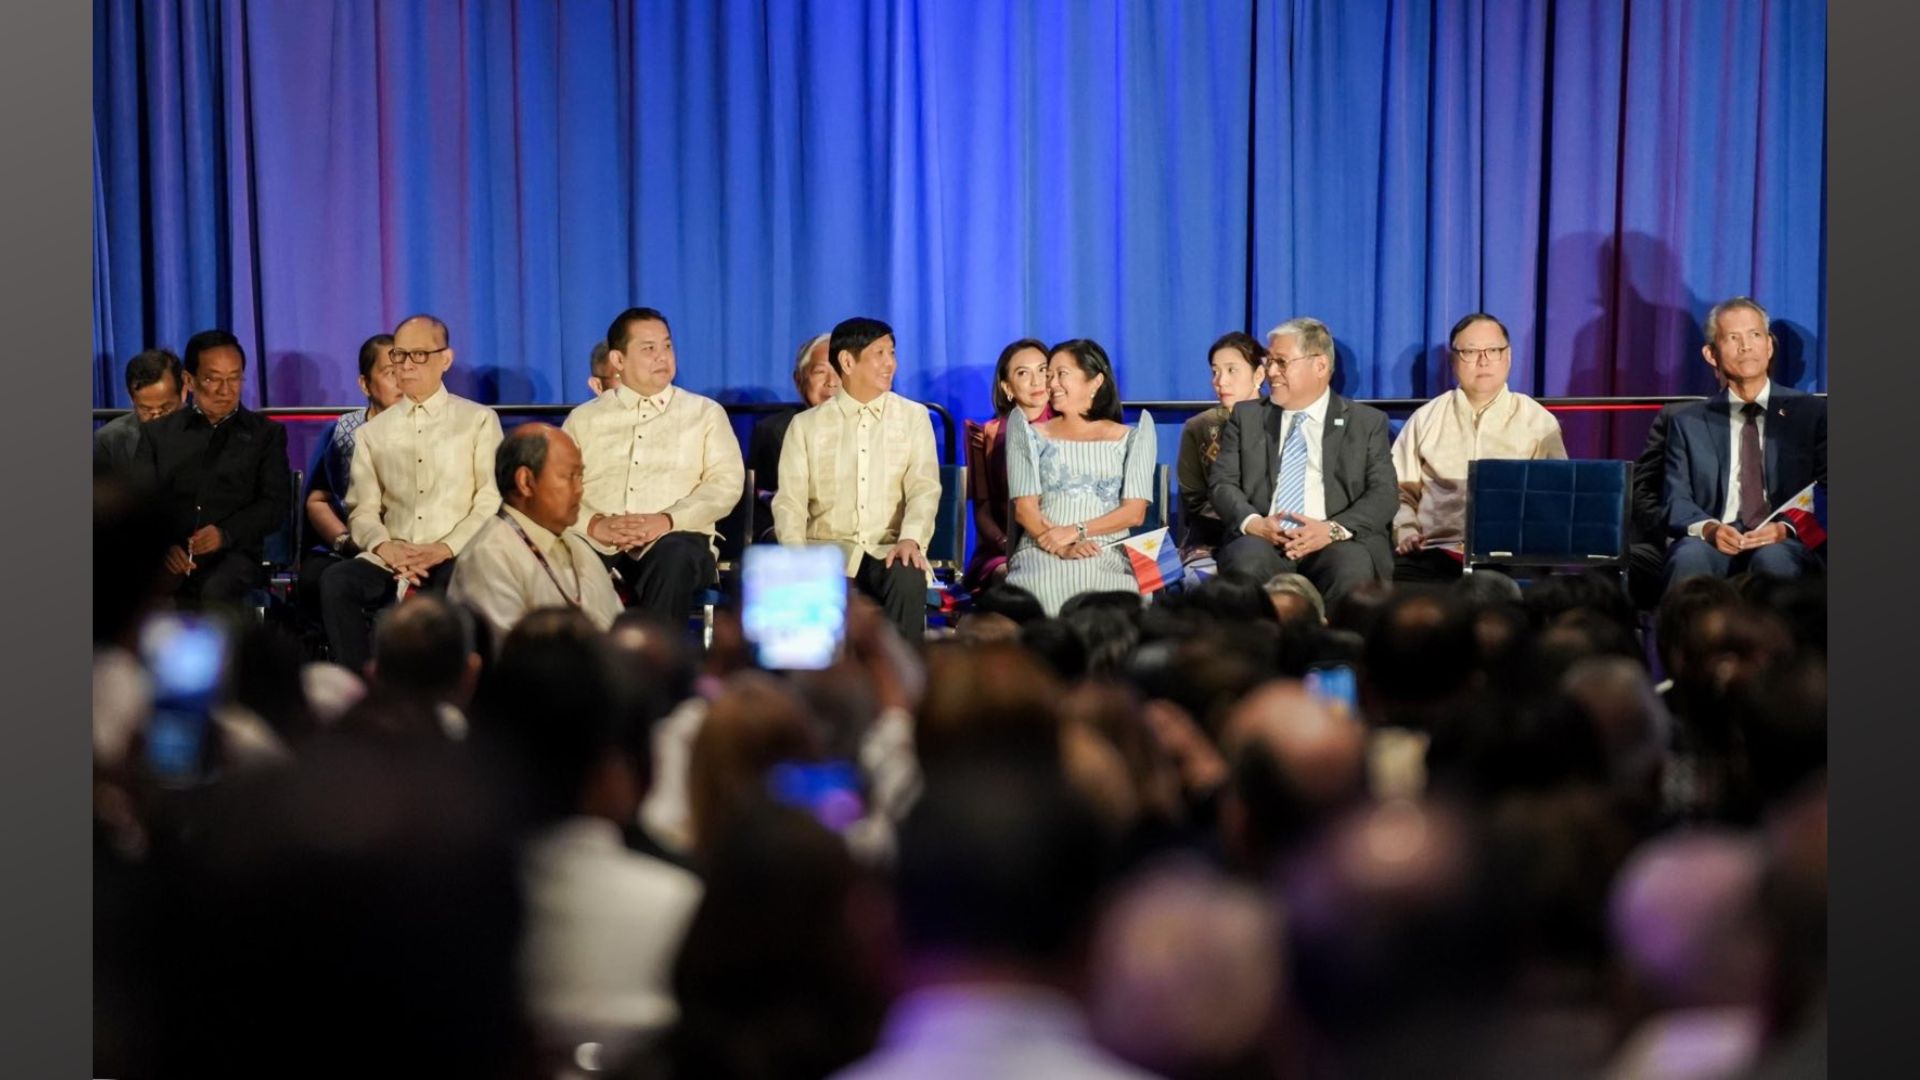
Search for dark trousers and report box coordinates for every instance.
[297,550,346,634]
[1626,541,1669,611]
[603,532,717,626]
[166,549,266,613]
[319,556,455,673]
[1219,534,1377,609]
[853,553,927,641]
[1392,547,1465,585]
[1663,536,1819,595]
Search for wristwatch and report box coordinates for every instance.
[330,532,352,555]
[1075,522,1089,542]
[1327,521,1353,542]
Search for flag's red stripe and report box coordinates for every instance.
[1781,507,1827,549]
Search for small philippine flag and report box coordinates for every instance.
[1120,527,1184,594]
[1768,482,1827,550]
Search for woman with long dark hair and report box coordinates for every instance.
[963,337,1055,592]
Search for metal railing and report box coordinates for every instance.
[94,398,963,462]
[89,393,1828,461]
[1119,395,1726,415]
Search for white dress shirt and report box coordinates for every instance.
[1687,381,1773,537]
[345,385,504,558]
[831,984,1156,1080]
[448,506,625,645]
[1240,387,1331,533]
[561,383,746,555]
[773,390,942,575]
[637,697,709,856]
[520,816,704,1043]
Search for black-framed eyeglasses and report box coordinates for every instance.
[389,346,450,366]
[1452,345,1509,364]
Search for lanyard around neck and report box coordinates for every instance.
[497,511,583,609]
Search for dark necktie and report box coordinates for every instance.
[1738,402,1766,529]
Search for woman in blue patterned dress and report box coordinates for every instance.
[1005,339,1157,615]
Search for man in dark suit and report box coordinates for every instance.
[1210,317,1398,606]
[135,329,291,611]
[95,348,188,475]
[1662,297,1825,592]
[1626,403,1685,610]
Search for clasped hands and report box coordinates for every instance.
[1247,510,1333,561]
[587,512,674,551]
[1704,520,1790,556]
[163,525,226,575]
[372,540,454,586]
[1036,524,1102,560]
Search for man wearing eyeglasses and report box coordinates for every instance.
[323,314,503,671]
[133,329,291,611]
[1388,313,1567,583]
[1210,317,1397,607]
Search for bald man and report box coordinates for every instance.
[322,314,503,671]
[450,424,624,645]
[1219,680,1369,875]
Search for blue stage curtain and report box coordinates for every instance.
[94,0,1825,456]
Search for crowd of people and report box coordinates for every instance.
[93,300,1826,1078]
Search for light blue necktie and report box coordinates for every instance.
[1270,412,1309,516]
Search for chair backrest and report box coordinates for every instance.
[1466,459,1630,567]
[927,463,968,572]
[262,468,303,570]
[1139,464,1172,534]
[717,468,755,571]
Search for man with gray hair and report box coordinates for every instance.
[449,423,624,645]
[1661,296,1825,593]
[1209,317,1397,607]
[1261,571,1326,625]
[748,332,840,540]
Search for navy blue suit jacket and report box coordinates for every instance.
[1662,386,1826,537]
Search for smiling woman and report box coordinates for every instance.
[1004,339,1159,617]
[965,337,1057,592]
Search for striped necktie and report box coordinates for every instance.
[1270,412,1309,516]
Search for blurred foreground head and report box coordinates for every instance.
[151,739,530,1078]
[894,765,1114,984]
[1609,830,1769,1013]
[1087,859,1284,1078]
[1282,799,1510,1057]
[666,801,888,1080]
[1220,679,1369,875]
